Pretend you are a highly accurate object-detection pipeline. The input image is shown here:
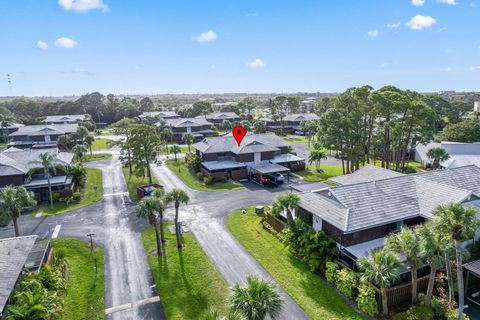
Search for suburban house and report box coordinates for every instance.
[415,141,480,169]
[0,147,74,201]
[198,112,240,127]
[7,123,78,149]
[139,111,180,121]
[44,114,89,124]
[160,117,217,142]
[193,133,305,180]
[295,165,480,269]
[260,113,319,133]
[0,123,24,142]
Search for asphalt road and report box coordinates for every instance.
[0,153,165,320]
[151,163,311,320]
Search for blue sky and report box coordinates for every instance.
[0,0,479,96]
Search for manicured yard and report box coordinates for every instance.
[52,238,105,320]
[85,153,112,162]
[296,164,344,182]
[160,145,190,154]
[283,135,308,143]
[122,165,158,202]
[91,138,111,150]
[96,129,112,136]
[166,160,244,191]
[44,168,103,215]
[227,207,362,320]
[142,224,229,319]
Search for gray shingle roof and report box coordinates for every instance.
[45,114,87,123]
[164,118,212,128]
[0,235,37,313]
[262,113,319,122]
[0,148,73,176]
[202,112,239,120]
[193,132,288,154]
[9,124,78,137]
[139,111,179,119]
[299,171,473,233]
[330,164,404,186]
[415,165,480,197]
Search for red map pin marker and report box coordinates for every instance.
[232,126,247,146]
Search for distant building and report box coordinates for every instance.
[260,113,319,134]
[193,133,305,180]
[7,123,78,149]
[415,141,480,169]
[198,112,240,127]
[0,123,24,142]
[0,147,74,201]
[138,111,180,120]
[160,118,217,142]
[44,114,89,124]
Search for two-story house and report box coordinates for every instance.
[139,111,180,121]
[199,112,240,127]
[260,113,319,134]
[193,133,305,180]
[44,114,89,124]
[161,118,217,142]
[7,124,78,149]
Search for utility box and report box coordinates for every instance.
[137,183,163,200]
[255,206,264,215]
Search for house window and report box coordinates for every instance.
[389,220,404,233]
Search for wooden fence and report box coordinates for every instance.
[263,212,286,233]
[336,259,430,311]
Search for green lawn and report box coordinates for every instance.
[44,168,103,215]
[296,164,344,182]
[142,224,229,319]
[85,153,112,162]
[166,160,244,191]
[52,238,104,320]
[283,135,308,143]
[91,138,111,150]
[160,145,190,155]
[122,165,158,202]
[96,129,112,136]
[227,207,362,320]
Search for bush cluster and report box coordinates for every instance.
[335,269,357,298]
[356,282,378,317]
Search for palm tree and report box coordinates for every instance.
[153,188,167,243]
[271,192,300,224]
[201,308,246,320]
[229,275,283,320]
[386,227,423,304]
[84,134,95,155]
[165,188,190,248]
[0,113,14,143]
[222,120,232,131]
[66,163,87,187]
[71,144,88,163]
[0,186,36,237]
[76,125,89,143]
[30,152,62,208]
[183,133,194,153]
[308,149,328,172]
[57,134,71,151]
[136,196,166,256]
[432,203,479,319]
[426,147,450,170]
[170,144,181,162]
[416,223,448,306]
[358,248,402,316]
[5,291,47,320]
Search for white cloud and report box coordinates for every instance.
[367,30,379,38]
[54,37,78,48]
[405,14,437,30]
[247,58,265,69]
[412,0,425,6]
[470,66,480,71]
[387,22,401,28]
[194,30,218,43]
[36,40,49,50]
[437,0,458,5]
[58,0,109,13]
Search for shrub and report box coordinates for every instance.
[393,306,435,320]
[196,172,204,181]
[204,176,213,185]
[325,262,337,283]
[55,248,66,261]
[356,282,378,317]
[220,176,228,183]
[72,191,81,202]
[335,268,357,298]
[52,192,61,202]
[400,166,417,174]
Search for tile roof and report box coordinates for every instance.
[193,132,288,154]
[45,114,87,122]
[299,167,476,233]
[9,124,78,137]
[0,235,37,313]
[329,164,404,186]
[0,148,73,176]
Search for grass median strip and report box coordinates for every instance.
[227,206,362,320]
[122,164,158,202]
[85,153,112,162]
[142,224,229,319]
[44,168,103,215]
[166,160,244,191]
[52,238,105,320]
